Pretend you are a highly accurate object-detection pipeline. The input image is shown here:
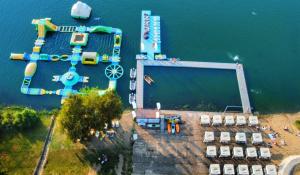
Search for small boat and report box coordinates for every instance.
[175,123,180,133]
[129,80,136,91]
[167,123,171,134]
[129,93,136,104]
[144,75,154,85]
[130,68,136,79]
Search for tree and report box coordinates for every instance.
[60,89,123,141]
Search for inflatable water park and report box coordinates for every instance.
[10,18,123,103]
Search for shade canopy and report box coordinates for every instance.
[259,147,271,159]
[264,165,277,175]
[252,133,263,144]
[220,132,231,143]
[236,115,246,126]
[223,164,235,175]
[237,164,249,175]
[200,115,210,125]
[235,132,247,143]
[246,147,257,158]
[233,147,244,158]
[248,115,259,126]
[251,165,263,175]
[220,146,230,158]
[204,131,215,143]
[206,145,217,157]
[209,164,221,175]
[212,115,222,126]
[224,115,235,126]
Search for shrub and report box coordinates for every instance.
[0,107,39,130]
[295,120,300,130]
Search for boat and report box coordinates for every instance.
[144,75,154,85]
[167,123,171,134]
[175,123,180,133]
[129,80,136,91]
[130,68,136,79]
[129,93,136,104]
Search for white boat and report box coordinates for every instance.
[130,68,136,79]
[129,80,136,91]
[129,93,136,104]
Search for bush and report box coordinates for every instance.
[295,120,300,130]
[0,107,39,130]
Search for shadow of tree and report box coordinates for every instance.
[76,121,133,175]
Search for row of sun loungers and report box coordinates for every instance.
[203,114,276,174]
[206,146,271,160]
[201,115,259,126]
[204,131,263,144]
[209,164,277,175]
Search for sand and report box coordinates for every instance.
[259,112,300,169]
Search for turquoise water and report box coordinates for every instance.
[0,0,299,113]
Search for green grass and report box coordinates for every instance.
[43,122,91,175]
[0,114,52,174]
[295,120,300,130]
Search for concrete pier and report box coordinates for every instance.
[136,60,251,113]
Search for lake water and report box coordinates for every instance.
[0,0,299,113]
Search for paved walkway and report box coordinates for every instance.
[278,155,300,175]
[33,116,56,175]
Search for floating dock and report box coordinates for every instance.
[140,10,161,60]
[135,10,252,114]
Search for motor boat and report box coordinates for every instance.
[129,93,136,104]
[130,68,136,79]
[129,80,136,91]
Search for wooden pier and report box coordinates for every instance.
[136,60,251,113]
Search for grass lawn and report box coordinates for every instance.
[0,111,52,174]
[43,122,91,175]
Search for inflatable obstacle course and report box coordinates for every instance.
[10,18,123,103]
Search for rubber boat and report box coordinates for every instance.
[144,75,154,85]
[130,68,136,79]
[129,80,136,91]
[129,93,136,104]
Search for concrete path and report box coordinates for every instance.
[278,155,300,175]
[115,154,124,175]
